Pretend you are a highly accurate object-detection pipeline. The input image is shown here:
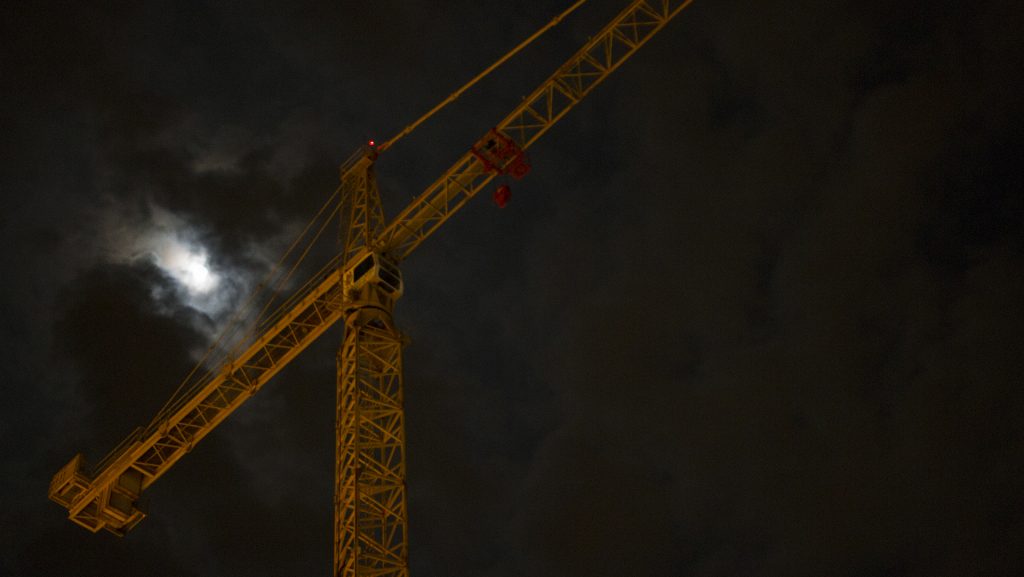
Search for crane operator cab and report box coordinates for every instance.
[343,251,403,301]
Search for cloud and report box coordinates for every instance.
[2,1,1022,576]
[493,0,1024,575]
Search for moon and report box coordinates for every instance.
[155,239,219,295]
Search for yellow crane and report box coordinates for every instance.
[48,1,695,575]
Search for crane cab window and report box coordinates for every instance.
[352,254,375,285]
[345,252,403,297]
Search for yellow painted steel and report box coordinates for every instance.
[49,0,696,571]
[336,307,408,577]
[376,0,695,260]
[334,156,408,577]
[377,0,589,154]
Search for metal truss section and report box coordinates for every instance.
[501,0,693,148]
[49,2,696,566]
[379,152,494,260]
[335,312,408,577]
[340,151,386,264]
[50,267,348,534]
[377,0,694,261]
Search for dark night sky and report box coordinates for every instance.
[2,0,1023,576]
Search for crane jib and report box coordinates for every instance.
[48,0,697,563]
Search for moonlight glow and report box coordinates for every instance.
[99,202,253,320]
[155,240,219,295]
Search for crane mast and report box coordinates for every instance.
[48,1,695,575]
[334,153,409,577]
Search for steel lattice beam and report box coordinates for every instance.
[377,0,694,261]
[335,313,408,577]
[48,1,696,567]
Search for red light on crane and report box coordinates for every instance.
[493,184,511,208]
[368,140,376,147]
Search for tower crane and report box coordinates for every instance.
[48,1,695,575]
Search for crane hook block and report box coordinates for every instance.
[471,128,531,180]
[493,184,512,208]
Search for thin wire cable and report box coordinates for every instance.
[151,184,344,424]
[251,190,344,328]
[149,0,593,422]
[377,0,589,153]
[232,198,343,359]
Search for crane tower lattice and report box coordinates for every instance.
[48,2,695,575]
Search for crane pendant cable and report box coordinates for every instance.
[377,0,589,153]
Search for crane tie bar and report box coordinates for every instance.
[377,0,589,154]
